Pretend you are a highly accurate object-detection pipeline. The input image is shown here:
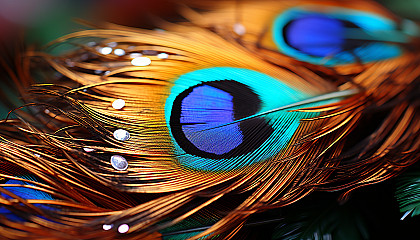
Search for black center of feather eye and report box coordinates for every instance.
[170,80,274,159]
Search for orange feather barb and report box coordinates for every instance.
[0,0,419,239]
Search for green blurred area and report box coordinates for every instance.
[21,0,420,47]
[378,0,420,20]
[23,0,94,54]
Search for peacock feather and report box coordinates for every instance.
[0,0,418,239]
[180,0,420,74]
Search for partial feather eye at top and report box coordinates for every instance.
[272,6,419,66]
[181,0,420,68]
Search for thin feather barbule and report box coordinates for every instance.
[0,1,419,239]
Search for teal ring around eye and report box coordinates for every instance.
[272,6,403,66]
[164,67,338,172]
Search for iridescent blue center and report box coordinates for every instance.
[170,80,272,160]
[180,85,242,154]
[165,67,332,171]
[285,14,345,57]
[273,7,404,65]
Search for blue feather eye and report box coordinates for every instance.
[272,6,418,66]
[0,176,54,221]
[170,80,272,158]
[165,67,337,171]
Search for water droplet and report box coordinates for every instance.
[94,70,103,75]
[102,224,113,231]
[131,57,151,66]
[114,49,126,56]
[83,147,95,153]
[113,129,130,141]
[99,47,113,55]
[112,99,126,110]
[111,155,128,171]
[157,53,169,59]
[233,23,246,35]
[118,224,130,233]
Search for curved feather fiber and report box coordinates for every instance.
[0,5,418,240]
[28,25,341,192]
[179,0,420,74]
[0,25,348,239]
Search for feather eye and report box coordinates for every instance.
[166,67,337,171]
[270,5,418,66]
[34,27,351,181]
[0,25,365,238]
[181,0,420,68]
